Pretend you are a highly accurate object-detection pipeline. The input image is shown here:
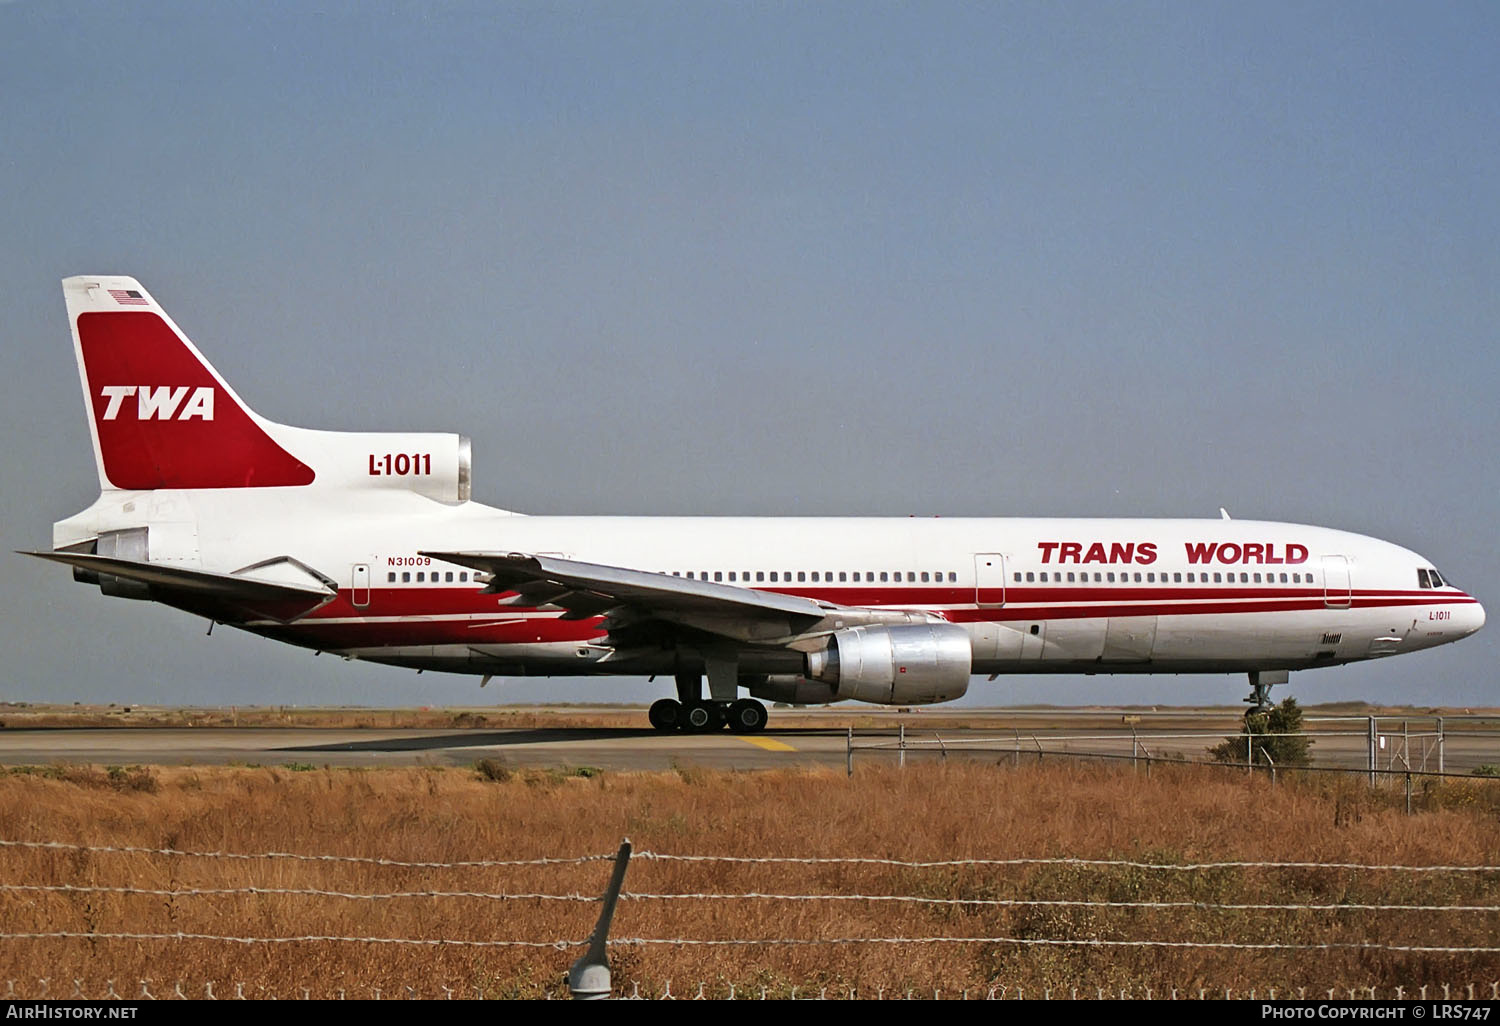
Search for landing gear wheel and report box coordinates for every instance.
[648,698,682,732]
[727,699,768,734]
[682,701,720,733]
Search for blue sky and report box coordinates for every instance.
[2,2,1497,708]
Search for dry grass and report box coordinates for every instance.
[1,761,1498,998]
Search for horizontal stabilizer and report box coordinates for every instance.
[21,550,335,623]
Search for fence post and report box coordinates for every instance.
[1246,730,1253,775]
[567,839,632,1000]
[1132,728,1138,772]
[1437,716,1445,775]
[1405,772,1412,815]
[899,723,906,770]
[846,726,853,777]
[1368,716,1377,788]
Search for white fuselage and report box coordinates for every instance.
[54,488,1486,686]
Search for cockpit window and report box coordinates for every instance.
[1430,568,1446,587]
[1418,569,1432,589]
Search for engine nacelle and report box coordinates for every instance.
[805,623,972,705]
[744,674,841,706]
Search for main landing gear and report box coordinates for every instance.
[647,697,768,734]
[647,671,768,734]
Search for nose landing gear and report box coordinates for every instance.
[1244,670,1289,718]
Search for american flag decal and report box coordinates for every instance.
[108,289,148,306]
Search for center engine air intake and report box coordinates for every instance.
[805,623,972,705]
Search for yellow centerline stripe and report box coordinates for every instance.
[739,737,796,752]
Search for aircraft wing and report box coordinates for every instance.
[21,550,336,624]
[421,550,829,644]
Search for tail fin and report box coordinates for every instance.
[66,276,316,490]
[64,276,475,502]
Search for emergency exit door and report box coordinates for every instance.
[974,553,1006,607]
[352,564,370,608]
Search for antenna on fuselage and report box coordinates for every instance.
[1220,507,1232,520]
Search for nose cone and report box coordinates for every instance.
[1463,597,1486,636]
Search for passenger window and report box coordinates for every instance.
[810,572,819,582]
[1238,573,1248,583]
[769,572,777,582]
[1014,572,1022,583]
[1025,572,1035,582]
[402,572,410,583]
[1279,573,1287,583]
[1253,573,1262,583]
[1133,572,1142,583]
[387,572,396,583]
[1106,572,1115,583]
[416,572,424,582]
[948,572,957,583]
[920,572,930,582]
[1213,573,1222,583]
[880,572,889,582]
[756,571,765,582]
[445,571,453,582]
[1173,572,1182,583]
[1067,572,1076,582]
[797,571,806,582]
[460,572,468,582]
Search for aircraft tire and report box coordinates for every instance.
[681,701,718,733]
[648,698,682,732]
[727,699,768,734]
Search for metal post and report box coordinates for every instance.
[846,726,853,777]
[898,723,906,770]
[1437,716,1445,775]
[1132,728,1139,772]
[1405,772,1412,816]
[1368,716,1377,788]
[1014,729,1020,767]
[1246,731,1253,775]
[568,839,632,1000]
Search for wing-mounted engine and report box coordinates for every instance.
[804,623,972,705]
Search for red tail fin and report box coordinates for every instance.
[66,277,315,490]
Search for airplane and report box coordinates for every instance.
[25,276,1485,734]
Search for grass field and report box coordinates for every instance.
[1,760,1498,999]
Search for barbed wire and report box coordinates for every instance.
[0,930,580,948]
[1,930,1496,954]
[0,838,613,868]
[6,837,1499,874]
[5,978,1498,1000]
[0,883,598,901]
[632,851,1500,873]
[4,882,1498,913]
